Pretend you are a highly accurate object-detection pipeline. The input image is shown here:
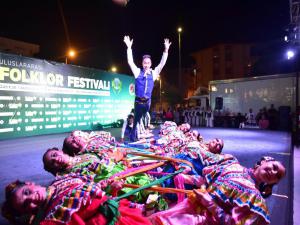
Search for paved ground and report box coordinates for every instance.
[0,127,294,225]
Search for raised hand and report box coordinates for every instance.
[164,38,172,51]
[124,35,133,48]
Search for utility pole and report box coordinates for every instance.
[177,27,182,97]
[289,0,300,142]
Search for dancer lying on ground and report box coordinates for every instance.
[159,121,191,136]
[154,151,285,225]
[62,130,119,156]
[128,121,223,155]
[43,147,124,178]
[125,121,183,148]
[62,130,116,156]
[2,173,152,225]
[43,147,158,205]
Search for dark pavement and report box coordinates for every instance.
[0,127,294,225]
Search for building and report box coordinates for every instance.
[183,43,256,98]
[0,36,40,56]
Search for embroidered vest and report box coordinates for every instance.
[135,70,154,99]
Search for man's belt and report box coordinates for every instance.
[135,97,150,103]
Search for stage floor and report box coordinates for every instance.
[0,127,293,225]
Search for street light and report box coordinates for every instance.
[177,26,182,95]
[286,49,295,60]
[111,66,118,73]
[286,46,300,142]
[65,48,76,64]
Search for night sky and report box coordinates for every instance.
[1,0,290,74]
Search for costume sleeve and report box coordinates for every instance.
[153,52,168,80]
[127,48,140,78]
[39,191,108,225]
[206,203,269,225]
[39,198,109,225]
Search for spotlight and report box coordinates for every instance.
[286,50,295,60]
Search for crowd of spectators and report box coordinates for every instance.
[150,103,291,131]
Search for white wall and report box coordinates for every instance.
[209,74,298,114]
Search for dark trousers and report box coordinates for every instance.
[130,98,150,141]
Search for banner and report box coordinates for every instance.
[0,52,135,140]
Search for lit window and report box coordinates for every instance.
[211,86,217,92]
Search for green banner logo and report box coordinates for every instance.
[112,77,122,94]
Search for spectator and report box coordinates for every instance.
[205,106,214,127]
[165,107,174,121]
[259,113,269,129]
[162,109,167,121]
[246,108,256,126]
[236,112,246,128]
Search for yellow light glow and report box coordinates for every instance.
[177,27,182,33]
[68,49,76,58]
[111,66,117,72]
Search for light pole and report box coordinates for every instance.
[193,68,197,93]
[286,48,299,141]
[296,57,299,143]
[177,27,182,94]
[65,48,76,64]
[157,76,162,110]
